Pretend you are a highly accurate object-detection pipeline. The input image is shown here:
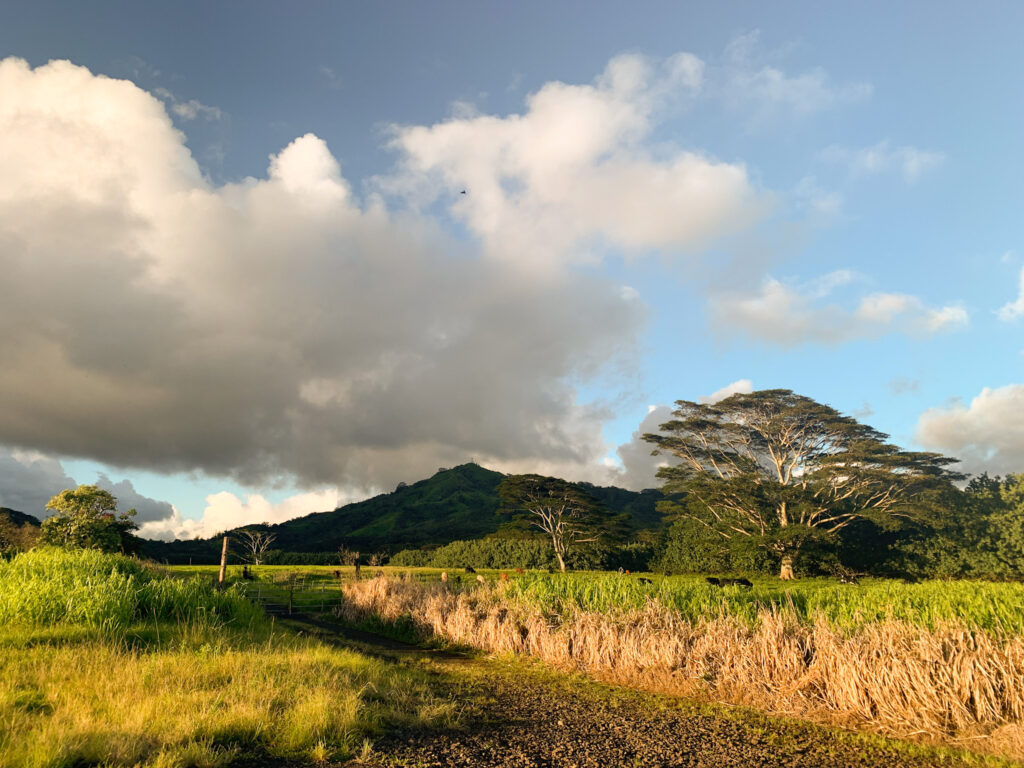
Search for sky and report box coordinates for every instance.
[0,2,1021,540]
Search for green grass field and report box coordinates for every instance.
[501,572,1024,634]
[165,563,1024,635]
[0,549,457,767]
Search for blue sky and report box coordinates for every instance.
[0,2,1021,538]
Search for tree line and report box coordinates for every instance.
[2,389,1021,580]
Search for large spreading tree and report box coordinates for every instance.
[643,390,960,579]
[497,474,606,572]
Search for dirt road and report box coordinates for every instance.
[283,615,996,768]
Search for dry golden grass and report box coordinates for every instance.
[338,575,1024,760]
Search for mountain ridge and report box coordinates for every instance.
[142,463,664,564]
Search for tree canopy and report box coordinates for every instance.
[497,474,609,572]
[643,390,961,579]
[40,485,138,554]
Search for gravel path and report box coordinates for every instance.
[284,615,990,768]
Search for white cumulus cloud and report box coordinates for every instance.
[137,487,361,541]
[381,52,767,272]
[698,378,754,404]
[916,385,1024,475]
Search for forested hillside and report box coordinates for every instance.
[141,464,664,564]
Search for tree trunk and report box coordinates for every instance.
[556,553,566,572]
[779,554,796,580]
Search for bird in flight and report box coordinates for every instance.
[460,189,467,194]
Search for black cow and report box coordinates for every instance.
[707,576,753,588]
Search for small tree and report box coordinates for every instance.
[497,475,604,572]
[644,390,960,579]
[236,528,277,565]
[40,485,137,553]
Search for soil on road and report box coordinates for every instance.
[283,614,999,768]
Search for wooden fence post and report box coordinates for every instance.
[218,536,229,587]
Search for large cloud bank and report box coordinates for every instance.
[0,56,771,501]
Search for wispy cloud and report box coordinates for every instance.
[997,266,1024,321]
[710,271,968,346]
[154,87,223,121]
[821,140,945,183]
[720,31,872,121]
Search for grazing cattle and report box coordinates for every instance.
[465,566,477,574]
[441,571,448,582]
[500,572,509,581]
[333,570,342,579]
[515,567,525,574]
[637,577,653,585]
[708,577,753,588]
[476,574,486,585]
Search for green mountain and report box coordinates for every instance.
[142,463,664,564]
[0,508,40,527]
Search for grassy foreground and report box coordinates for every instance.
[0,549,456,767]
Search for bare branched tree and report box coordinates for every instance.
[338,546,360,566]
[236,528,276,565]
[498,475,603,572]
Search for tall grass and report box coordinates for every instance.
[0,548,258,631]
[0,550,456,767]
[338,575,1024,759]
